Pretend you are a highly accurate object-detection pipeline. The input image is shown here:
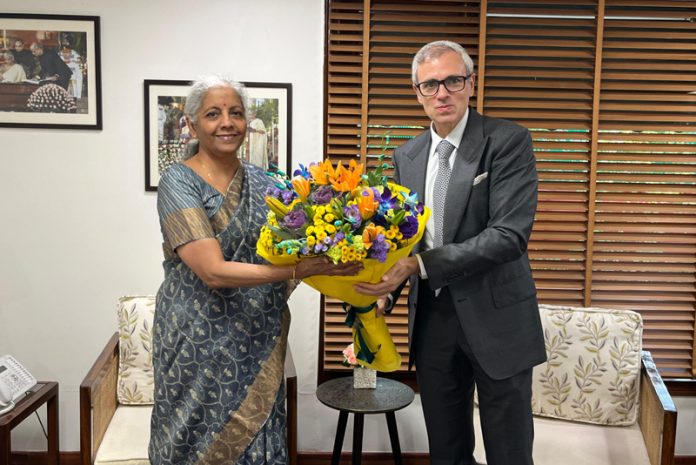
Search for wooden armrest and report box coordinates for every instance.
[639,350,677,465]
[80,332,120,465]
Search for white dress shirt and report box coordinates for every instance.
[416,109,470,280]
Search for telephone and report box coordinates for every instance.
[0,355,37,415]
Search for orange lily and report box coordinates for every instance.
[362,223,385,250]
[330,159,364,192]
[353,187,379,220]
[291,176,311,201]
[308,159,336,185]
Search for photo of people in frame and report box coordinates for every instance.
[0,29,89,114]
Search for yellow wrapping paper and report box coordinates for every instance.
[257,208,430,372]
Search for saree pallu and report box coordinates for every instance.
[150,163,290,465]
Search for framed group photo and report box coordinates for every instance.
[0,13,102,129]
[144,79,292,191]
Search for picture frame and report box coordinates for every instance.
[144,79,292,191]
[0,13,102,129]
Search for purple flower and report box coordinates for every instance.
[310,185,335,204]
[282,209,307,230]
[343,204,362,229]
[368,235,390,262]
[281,190,295,205]
[266,186,281,198]
[399,215,419,239]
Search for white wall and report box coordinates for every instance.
[0,0,427,453]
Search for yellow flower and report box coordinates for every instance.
[265,196,291,217]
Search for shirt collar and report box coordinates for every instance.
[428,107,470,155]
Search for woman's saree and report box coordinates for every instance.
[150,162,290,465]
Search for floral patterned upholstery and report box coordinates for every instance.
[532,304,643,426]
[116,295,155,405]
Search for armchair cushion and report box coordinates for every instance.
[532,304,642,426]
[94,405,152,465]
[116,295,155,405]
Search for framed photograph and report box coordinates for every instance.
[0,14,102,129]
[144,79,292,191]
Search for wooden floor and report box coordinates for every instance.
[7,451,696,465]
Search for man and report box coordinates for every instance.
[354,40,546,465]
[29,42,72,90]
[11,39,34,77]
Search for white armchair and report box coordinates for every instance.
[80,295,297,465]
[473,304,676,465]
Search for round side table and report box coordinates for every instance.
[316,376,415,465]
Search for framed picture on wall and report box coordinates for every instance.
[0,13,102,129]
[144,79,292,191]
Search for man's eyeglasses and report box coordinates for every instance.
[415,75,472,97]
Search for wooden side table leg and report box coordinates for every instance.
[352,413,364,465]
[0,423,10,465]
[385,412,402,465]
[47,388,59,465]
[331,410,349,465]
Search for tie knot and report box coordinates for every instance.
[437,140,455,162]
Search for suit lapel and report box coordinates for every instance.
[444,109,485,244]
[398,132,430,254]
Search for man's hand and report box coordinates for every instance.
[354,256,419,296]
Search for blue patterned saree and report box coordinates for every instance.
[150,162,290,465]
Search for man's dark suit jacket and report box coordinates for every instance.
[392,108,546,380]
[37,49,72,90]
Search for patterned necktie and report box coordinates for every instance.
[433,139,456,248]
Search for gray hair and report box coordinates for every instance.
[3,52,15,63]
[183,75,249,158]
[411,40,475,83]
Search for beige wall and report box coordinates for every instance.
[0,0,429,453]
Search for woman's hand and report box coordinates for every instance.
[295,256,363,279]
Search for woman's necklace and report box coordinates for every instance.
[198,158,214,181]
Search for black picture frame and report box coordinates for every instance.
[0,13,102,129]
[144,79,292,191]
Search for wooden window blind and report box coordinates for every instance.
[322,0,696,380]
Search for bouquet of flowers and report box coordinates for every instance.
[27,84,77,113]
[256,157,430,372]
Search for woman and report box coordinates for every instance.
[150,75,361,465]
[1,52,27,83]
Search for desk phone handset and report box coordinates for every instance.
[0,355,38,415]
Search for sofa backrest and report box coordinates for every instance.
[117,295,155,405]
[532,304,643,426]
[115,294,297,406]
